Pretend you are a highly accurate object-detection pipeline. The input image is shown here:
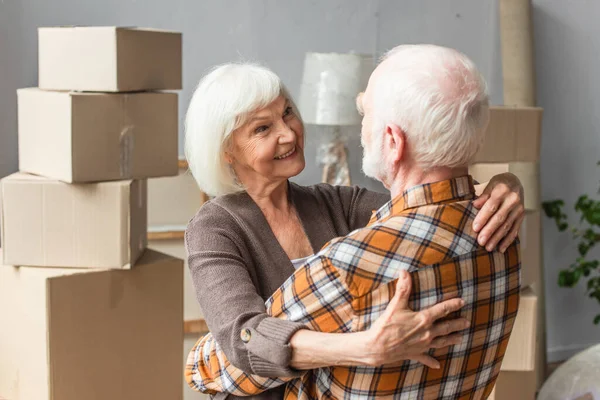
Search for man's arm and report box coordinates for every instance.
[185,332,289,395]
[185,249,356,396]
[185,232,470,396]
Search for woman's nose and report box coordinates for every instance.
[278,123,296,143]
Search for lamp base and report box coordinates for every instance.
[319,139,351,186]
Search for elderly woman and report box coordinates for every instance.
[184,62,524,400]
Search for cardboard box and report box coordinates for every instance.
[485,291,543,400]
[148,168,202,229]
[1,173,147,269]
[0,249,184,400]
[474,106,543,163]
[502,288,538,371]
[489,371,537,400]
[148,238,204,321]
[469,162,540,211]
[18,88,179,183]
[520,211,541,289]
[38,26,182,92]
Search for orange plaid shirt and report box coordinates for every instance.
[186,176,521,399]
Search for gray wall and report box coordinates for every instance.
[0,0,598,365]
[534,0,600,361]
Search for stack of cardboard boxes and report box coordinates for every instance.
[0,26,185,400]
[147,165,210,400]
[469,106,545,399]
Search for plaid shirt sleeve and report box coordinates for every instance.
[185,236,357,396]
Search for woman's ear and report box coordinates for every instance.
[223,138,235,164]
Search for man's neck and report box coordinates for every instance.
[389,166,469,199]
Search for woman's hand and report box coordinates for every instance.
[472,172,525,253]
[363,271,470,369]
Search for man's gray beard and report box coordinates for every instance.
[362,137,386,183]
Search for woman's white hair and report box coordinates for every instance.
[184,62,297,197]
[373,44,490,169]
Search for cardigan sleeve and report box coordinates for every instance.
[185,201,307,377]
[185,240,357,396]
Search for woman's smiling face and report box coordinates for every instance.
[227,96,306,187]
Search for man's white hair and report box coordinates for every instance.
[373,44,490,169]
[184,63,297,197]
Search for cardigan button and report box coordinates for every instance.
[240,328,252,343]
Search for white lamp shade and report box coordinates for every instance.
[299,52,374,126]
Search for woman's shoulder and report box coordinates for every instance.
[186,193,249,235]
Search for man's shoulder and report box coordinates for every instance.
[321,200,481,295]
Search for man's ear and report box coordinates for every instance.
[385,123,406,163]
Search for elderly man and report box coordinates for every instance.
[186,44,521,399]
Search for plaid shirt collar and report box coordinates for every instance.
[369,175,476,225]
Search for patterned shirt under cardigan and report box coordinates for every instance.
[186,176,521,400]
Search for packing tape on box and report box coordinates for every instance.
[120,126,134,178]
[119,94,134,179]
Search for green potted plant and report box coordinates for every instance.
[543,161,600,324]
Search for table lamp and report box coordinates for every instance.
[299,52,373,185]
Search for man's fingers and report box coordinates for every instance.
[422,298,465,324]
[412,354,441,369]
[430,333,465,349]
[430,318,471,339]
[392,270,412,309]
[499,213,525,253]
[483,202,523,252]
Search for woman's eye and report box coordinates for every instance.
[283,106,293,117]
[255,125,269,134]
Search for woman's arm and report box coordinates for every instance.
[185,202,307,377]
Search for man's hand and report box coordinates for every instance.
[472,172,525,253]
[364,270,470,369]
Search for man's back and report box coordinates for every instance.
[278,176,521,399]
[186,176,521,400]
